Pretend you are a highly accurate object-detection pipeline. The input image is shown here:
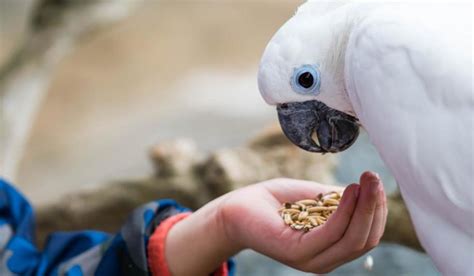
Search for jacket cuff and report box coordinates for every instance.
[147,212,229,276]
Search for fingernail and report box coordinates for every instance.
[374,173,380,180]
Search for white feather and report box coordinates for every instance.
[345,3,473,275]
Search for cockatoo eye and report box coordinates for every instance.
[291,64,321,95]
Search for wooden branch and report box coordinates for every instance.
[35,126,423,252]
[0,0,142,180]
[36,176,204,247]
[384,191,423,251]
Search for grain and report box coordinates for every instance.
[298,211,308,221]
[296,199,318,205]
[283,213,293,225]
[323,198,339,206]
[279,191,342,232]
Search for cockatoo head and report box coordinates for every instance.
[258,1,360,153]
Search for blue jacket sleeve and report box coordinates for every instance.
[0,178,235,276]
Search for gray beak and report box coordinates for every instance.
[277,100,360,153]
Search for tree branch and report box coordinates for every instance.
[35,126,422,251]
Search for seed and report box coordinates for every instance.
[291,224,304,230]
[283,213,293,225]
[298,211,308,221]
[283,209,300,215]
[308,217,318,226]
[323,191,340,200]
[291,204,301,210]
[307,206,331,212]
[316,215,327,221]
[279,191,341,233]
[310,212,322,217]
[296,203,306,211]
[323,198,340,206]
[296,199,318,205]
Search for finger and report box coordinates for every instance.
[296,183,359,256]
[381,185,388,236]
[329,182,386,270]
[342,171,381,250]
[364,182,385,248]
[303,172,381,272]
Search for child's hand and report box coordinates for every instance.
[165,171,386,275]
[220,171,386,274]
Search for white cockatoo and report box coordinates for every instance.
[257,1,473,275]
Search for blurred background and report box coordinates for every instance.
[1,0,439,275]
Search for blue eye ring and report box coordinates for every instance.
[290,64,321,95]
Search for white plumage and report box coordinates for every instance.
[258,1,473,274]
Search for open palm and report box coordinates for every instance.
[220,171,386,274]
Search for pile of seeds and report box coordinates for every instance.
[279,191,342,232]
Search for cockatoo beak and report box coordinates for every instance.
[277,100,360,153]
